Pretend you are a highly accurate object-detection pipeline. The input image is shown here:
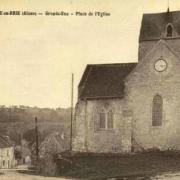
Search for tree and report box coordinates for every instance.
[23,129,43,147]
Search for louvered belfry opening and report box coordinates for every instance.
[152,95,163,126]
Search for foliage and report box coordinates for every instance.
[0,105,71,147]
[23,129,43,147]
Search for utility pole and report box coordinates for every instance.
[35,117,39,164]
[70,73,74,152]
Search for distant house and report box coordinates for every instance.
[31,132,68,161]
[15,139,31,165]
[0,136,15,168]
[39,132,68,158]
[21,139,31,164]
[32,132,69,175]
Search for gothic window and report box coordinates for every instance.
[166,24,173,37]
[152,95,163,126]
[2,160,5,167]
[100,110,106,129]
[99,109,113,129]
[107,110,113,129]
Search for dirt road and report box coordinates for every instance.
[0,170,71,180]
[151,172,180,180]
[2,168,180,180]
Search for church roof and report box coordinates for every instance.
[139,10,180,41]
[78,63,137,100]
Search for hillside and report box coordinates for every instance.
[0,105,71,146]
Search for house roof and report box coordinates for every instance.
[79,63,137,100]
[31,132,68,155]
[0,135,13,148]
[139,10,180,41]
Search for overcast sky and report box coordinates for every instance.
[0,0,179,108]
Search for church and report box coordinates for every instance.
[72,9,180,153]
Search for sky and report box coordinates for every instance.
[0,0,180,108]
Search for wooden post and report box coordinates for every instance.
[35,117,39,163]
[70,73,74,152]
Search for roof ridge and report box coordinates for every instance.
[143,10,180,15]
[87,62,138,66]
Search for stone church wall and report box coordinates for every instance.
[126,40,180,151]
[139,39,180,62]
[72,98,132,153]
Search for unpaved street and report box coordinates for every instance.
[2,169,180,180]
[151,172,180,180]
[0,170,71,180]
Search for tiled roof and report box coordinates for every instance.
[139,11,180,41]
[78,63,137,100]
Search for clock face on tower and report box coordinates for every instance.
[154,59,167,72]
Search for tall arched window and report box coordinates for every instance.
[152,95,163,126]
[166,24,173,37]
[100,109,106,129]
[107,110,113,129]
[99,109,114,129]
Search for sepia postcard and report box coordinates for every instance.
[1,0,180,179]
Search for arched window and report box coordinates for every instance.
[107,110,113,129]
[99,109,114,129]
[100,109,106,129]
[152,95,163,126]
[166,24,173,37]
